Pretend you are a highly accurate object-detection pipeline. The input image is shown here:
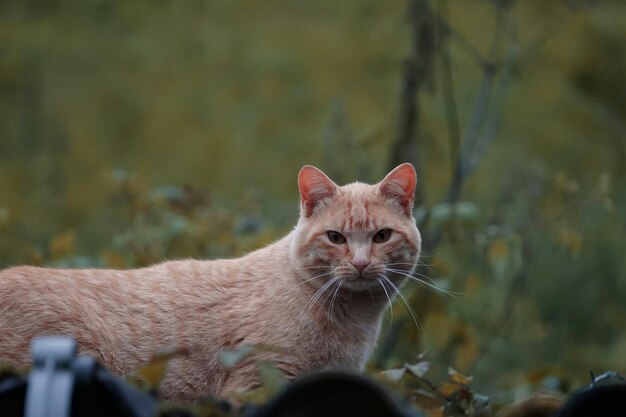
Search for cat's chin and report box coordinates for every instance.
[341,276,383,292]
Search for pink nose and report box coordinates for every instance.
[352,257,370,273]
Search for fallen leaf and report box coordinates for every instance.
[381,367,406,382]
[410,388,442,411]
[438,382,463,398]
[448,367,472,385]
[406,361,430,378]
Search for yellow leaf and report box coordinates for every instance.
[381,367,406,382]
[437,382,462,397]
[487,239,508,265]
[425,408,444,417]
[406,361,430,378]
[463,273,482,294]
[554,171,579,193]
[135,347,189,389]
[448,367,472,385]
[101,250,127,268]
[555,228,582,254]
[453,323,479,372]
[49,229,76,259]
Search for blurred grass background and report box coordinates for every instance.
[0,0,624,405]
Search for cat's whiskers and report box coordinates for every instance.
[286,270,335,294]
[386,260,440,277]
[412,269,459,293]
[386,261,438,272]
[299,276,339,328]
[379,274,421,331]
[320,278,340,309]
[386,261,461,294]
[385,268,463,297]
[376,277,394,327]
[328,280,343,322]
[296,265,331,271]
[387,264,443,288]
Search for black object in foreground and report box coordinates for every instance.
[251,371,424,417]
[0,336,157,417]
[555,371,626,417]
[0,336,625,417]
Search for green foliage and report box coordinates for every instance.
[1,0,625,414]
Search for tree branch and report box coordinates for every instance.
[436,0,462,175]
[388,0,436,207]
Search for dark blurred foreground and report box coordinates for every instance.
[1,337,625,417]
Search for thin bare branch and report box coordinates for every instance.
[388,0,436,207]
[433,13,491,70]
[436,0,462,175]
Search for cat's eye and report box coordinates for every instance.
[327,231,346,244]
[373,229,392,243]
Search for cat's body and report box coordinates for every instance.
[0,164,421,401]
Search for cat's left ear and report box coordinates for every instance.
[298,165,338,217]
[379,163,417,217]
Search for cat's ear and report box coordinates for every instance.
[379,163,417,217]
[298,165,338,217]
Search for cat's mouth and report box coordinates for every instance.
[340,273,382,291]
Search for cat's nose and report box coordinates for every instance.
[352,257,370,273]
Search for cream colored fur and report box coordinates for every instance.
[0,164,421,401]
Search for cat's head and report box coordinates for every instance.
[291,163,421,292]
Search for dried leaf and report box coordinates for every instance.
[50,229,76,259]
[425,408,445,417]
[487,239,508,265]
[101,250,127,268]
[453,326,479,372]
[406,361,430,378]
[554,171,579,193]
[555,228,582,254]
[136,347,188,389]
[381,367,406,382]
[438,382,463,398]
[410,389,442,411]
[448,367,472,385]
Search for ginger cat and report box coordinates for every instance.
[0,163,421,401]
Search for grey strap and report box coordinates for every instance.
[25,337,77,417]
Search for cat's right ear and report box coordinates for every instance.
[379,163,417,217]
[298,165,337,217]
